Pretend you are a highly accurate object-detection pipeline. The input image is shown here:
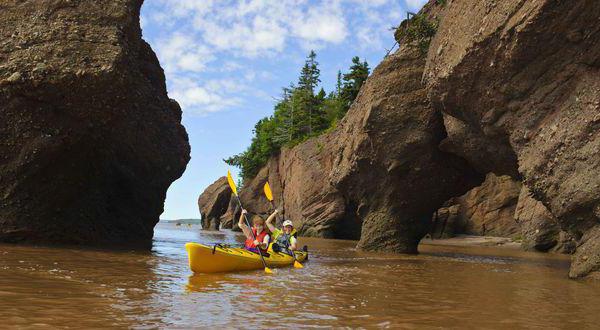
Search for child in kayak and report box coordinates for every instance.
[265,209,297,254]
[238,209,270,254]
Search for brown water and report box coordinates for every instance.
[1,222,600,328]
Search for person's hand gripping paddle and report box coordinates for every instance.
[227,171,273,274]
[263,182,303,269]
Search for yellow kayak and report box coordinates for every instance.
[185,242,308,273]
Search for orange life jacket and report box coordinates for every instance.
[245,228,269,251]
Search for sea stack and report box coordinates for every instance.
[0,0,190,248]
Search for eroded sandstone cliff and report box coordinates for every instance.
[204,0,600,278]
[220,4,482,252]
[425,0,600,278]
[198,177,231,230]
[0,0,190,247]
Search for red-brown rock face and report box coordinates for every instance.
[425,0,600,277]
[234,138,349,239]
[198,177,231,230]
[515,186,575,254]
[439,173,522,238]
[329,44,482,252]
[236,41,481,252]
[0,0,190,248]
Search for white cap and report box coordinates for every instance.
[282,220,293,227]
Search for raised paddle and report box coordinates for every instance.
[227,171,273,274]
[263,182,303,269]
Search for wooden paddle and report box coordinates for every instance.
[227,171,273,274]
[263,182,303,269]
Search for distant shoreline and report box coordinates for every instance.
[160,219,201,225]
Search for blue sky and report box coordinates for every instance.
[140,0,427,220]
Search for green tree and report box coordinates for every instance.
[226,52,370,181]
[298,50,320,93]
[341,56,370,110]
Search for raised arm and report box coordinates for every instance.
[265,209,278,233]
[238,209,252,239]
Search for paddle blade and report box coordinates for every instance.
[293,260,304,269]
[227,170,238,196]
[264,182,273,201]
[265,267,273,274]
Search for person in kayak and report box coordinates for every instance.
[238,209,270,254]
[265,209,297,254]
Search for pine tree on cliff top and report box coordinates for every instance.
[341,56,370,110]
[295,50,323,135]
[226,51,370,180]
[298,50,320,93]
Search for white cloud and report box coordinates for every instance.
[220,61,244,72]
[350,0,390,7]
[152,0,350,58]
[156,33,215,73]
[201,15,287,56]
[144,0,410,115]
[169,77,243,115]
[157,0,215,18]
[292,4,347,44]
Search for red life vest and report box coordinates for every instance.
[245,228,269,251]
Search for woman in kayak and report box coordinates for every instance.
[238,209,270,254]
[265,209,297,254]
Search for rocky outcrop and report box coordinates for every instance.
[198,177,231,230]
[279,137,349,238]
[430,203,460,239]
[431,173,574,254]
[0,0,190,248]
[215,0,600,278]
[234,139,350,239]
[219,198,239,230]
[238,32,481,252]
[426,0,600,277]
[432,173,521,238]
[515,186,575,253]
[235,1,480,253]
[457,174,521,237]
[237,158,283,218]
[329,45,482,253]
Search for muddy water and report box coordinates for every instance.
[1,222,600,328]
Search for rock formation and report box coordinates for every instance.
[432,173,522,238]
[198,177,231,230]
[202,0,600,278]
[0,0,190,248]
[425,0,600,277]
[231,139,349,239]
[327,44,482,253]
[232,12,482,252]
[515,186,575,254]
[431,173,574,254]
[219,198,239,230]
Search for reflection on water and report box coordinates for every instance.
[1,222,599,328]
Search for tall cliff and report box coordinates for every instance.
[425,0,600,278]
[203,0,600,278]
[0,0,190,247]
[220,3,482,252]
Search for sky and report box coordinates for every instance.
[140,0,428,220]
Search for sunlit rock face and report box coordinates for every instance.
[238,40,481,252]
[198,177,231,230]
[0,0,190,248]
[425,0,600,277]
